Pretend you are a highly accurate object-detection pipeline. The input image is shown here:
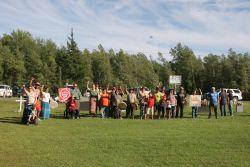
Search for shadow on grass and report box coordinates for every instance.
[235,114,250,117]
[0,116,22,124]
[50,112,92,119]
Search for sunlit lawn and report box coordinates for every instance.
[0,98,250,167]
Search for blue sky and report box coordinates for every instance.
[0,0,250,59]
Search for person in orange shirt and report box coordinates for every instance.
[100,89,110,118]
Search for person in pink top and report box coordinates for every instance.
[169,89,177,118]
[145,92,155,120]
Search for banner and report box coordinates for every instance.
[189,95,201,107]
[169,75,182,84]
[58,88,71,102]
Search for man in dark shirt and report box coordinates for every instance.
[176,87,186,118]
[219,88,228,117]
[228,90,234,116]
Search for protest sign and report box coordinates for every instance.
[58,88,71,102]
[169,75,182,85]
[189,95,201,107]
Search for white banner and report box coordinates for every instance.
[189,95,201,107]
[169,75,182,84]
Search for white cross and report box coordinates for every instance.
[15,96,26,112]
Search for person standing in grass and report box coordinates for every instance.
[87,81,99,117]
[114,89,124,119]
[145,92,155,120]
[219,88,228,117]
[175,86,186,118]
[208,87,219,119]
[41,85,51,120]
[154,87,163,119]
[228,89,234,116]
[161,90,171,119]
[139,87,148,120]
[125,88,138,119]
[191,90,198,119]
[169,89,177,118]
[99,89,110,118]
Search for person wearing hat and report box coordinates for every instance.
[208,87,219,119]
[29,78,42,121]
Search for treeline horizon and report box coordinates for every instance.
[0,29,250,98]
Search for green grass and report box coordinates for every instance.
[0,98,250,167]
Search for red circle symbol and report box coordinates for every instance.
[58,88,71,102]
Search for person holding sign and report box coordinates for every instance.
[190,89,202,119]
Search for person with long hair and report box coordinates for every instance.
[41,85,51,120]
[87,81,99,117]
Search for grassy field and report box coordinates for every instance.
[0,98,250,167]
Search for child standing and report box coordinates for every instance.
[146,92,155,120]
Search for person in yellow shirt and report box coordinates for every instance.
[154,87,163,119]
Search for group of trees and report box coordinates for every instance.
[0,30,250,99]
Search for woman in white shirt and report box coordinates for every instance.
[41,85,51,119]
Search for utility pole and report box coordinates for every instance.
[59,66,62,87]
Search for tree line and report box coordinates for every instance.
[0,30,249,99]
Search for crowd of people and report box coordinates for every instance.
[21,78,52,125]
[83,83,197,120]
[65,82,236,120]
[21,78,237,125]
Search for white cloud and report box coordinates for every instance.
[0,0,249,59]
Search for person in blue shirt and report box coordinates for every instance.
[208,87,219,119]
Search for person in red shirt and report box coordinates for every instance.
[145,92,155,120]
[66,96,78,119]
